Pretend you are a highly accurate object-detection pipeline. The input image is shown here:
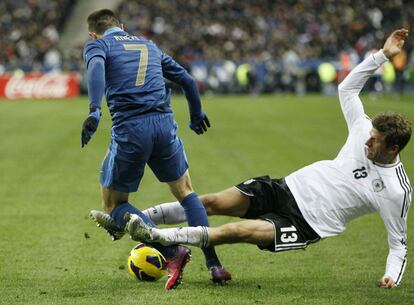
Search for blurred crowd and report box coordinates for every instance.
[117,0,412,62]
[0,0,74,73]
[1,0,413,94]
[115,0,414,93]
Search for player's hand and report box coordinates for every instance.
[377,276,396,289]
[189,112,211,135]
[383,28,409,58]
[81,108,101,147]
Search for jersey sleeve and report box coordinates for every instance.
[160,51,189,83]
[337,50,388,131]
[160,49,203,118]
[83,40,106,69]
[379,199,409,286]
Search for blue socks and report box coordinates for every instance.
[110,202,176,259]
[111,202,153,229]
[181,192,209,226]
[181,192,222,268]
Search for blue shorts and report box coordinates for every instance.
[100,113,188,193]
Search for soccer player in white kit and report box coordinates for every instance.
[126,29,411,288]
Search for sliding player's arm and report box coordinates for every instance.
[81,41,106,147]
[161,51,210,135]
[337,29,408,130]
[379,208,409,288]
[337,50,388,130]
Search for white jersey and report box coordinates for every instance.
[285,50,411,285]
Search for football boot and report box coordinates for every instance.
[165,246,191,290]
[89,210,125,241]
[209,266,232,284]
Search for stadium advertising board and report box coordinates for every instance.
[0,72,80,99]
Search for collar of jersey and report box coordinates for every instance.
[373,155,401,168]
[103,27,124,37]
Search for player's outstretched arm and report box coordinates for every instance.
[383,28,409,59]
[337,28,408,129]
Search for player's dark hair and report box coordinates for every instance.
[87,9,120,34]
[372,112,412,152]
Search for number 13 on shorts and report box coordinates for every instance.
[280,225,298,243]
[274,220,318,252]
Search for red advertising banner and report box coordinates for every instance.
[0,72,80,99]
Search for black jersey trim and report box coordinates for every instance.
[396,165,411,218]
[400,165,413,193]
[396,166,407,218]
[395,256,407,286]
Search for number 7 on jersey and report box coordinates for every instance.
[123,44,148,86]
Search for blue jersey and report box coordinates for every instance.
[83,29,190,125]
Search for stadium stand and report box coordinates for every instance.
[114,0,413,94]
[0,0,413,94]
[0,0,75,73]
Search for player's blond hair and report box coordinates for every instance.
[372,112,412,152]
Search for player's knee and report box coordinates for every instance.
[201,193,220,215]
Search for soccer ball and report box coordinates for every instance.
[127,243,167,281]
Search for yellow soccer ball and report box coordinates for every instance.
[127,243,167,281]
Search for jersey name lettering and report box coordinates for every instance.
[114,35,140,41]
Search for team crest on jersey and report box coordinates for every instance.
[372,179,385,192]
[243,179,255,185]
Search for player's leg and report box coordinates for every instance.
[127,216,274,248]
[207,219,274,247]
[94,115,168,227]
[143,187,250,225]
[147,114,231,283]
[90,119,176,255]
[166,171,231,283]
[90,131,151,240]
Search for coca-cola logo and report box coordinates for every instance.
[5,73,71,99]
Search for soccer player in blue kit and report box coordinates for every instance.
[82,9,231,289]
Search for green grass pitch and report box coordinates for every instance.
[0,94,413,305]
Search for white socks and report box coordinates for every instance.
[143,201,187,225]
[142,202,210,247]
[151,226,209,248]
